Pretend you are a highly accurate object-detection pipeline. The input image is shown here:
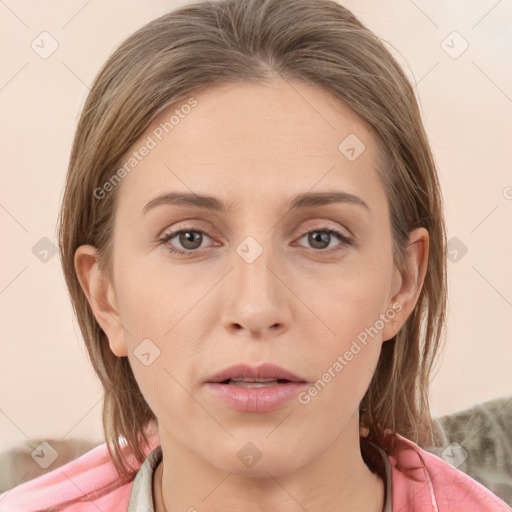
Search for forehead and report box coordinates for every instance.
[114,79,384,215]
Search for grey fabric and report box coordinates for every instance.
[127,445,162,511]
[371,442,393,512]
[426,395,512,506]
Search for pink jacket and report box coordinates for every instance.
[1,429,510,511]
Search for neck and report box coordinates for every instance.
[153,416,384,512]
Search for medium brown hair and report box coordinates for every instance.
[57,0,447,484]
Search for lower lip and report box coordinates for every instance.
[205,381,308,412]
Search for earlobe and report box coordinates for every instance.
[74,245,128,357]
[381,228,429,342]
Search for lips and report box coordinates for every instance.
[205,363,307,385]
[204,363,308,412]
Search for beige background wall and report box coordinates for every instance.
[1,0,511,451]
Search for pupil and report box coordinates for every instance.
[309,231,329,249]
[180,231,201,249]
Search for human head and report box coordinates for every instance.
[58,0,447,479]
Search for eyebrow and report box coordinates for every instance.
[142,190,370,215]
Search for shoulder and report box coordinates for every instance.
[380,431,512,511]
[0,436,160,512]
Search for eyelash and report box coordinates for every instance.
[158,226,352,256]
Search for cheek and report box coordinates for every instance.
[298,257,391,398]
[299,289,385,429]
[114,252,208,338]
[114,260,213,405]
[307,262,392,342]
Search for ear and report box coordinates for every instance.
[381,227,429,342]
[74,245,128,357]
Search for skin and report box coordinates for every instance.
[75,78,428,512]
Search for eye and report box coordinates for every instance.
[159,228,214,255]
[296,227,352,252]
[158,225,352,257]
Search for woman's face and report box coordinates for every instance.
[77,78,427,477]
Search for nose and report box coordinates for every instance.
[221,239,292,338]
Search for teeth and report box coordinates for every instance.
[229,381,280,388]
[230,378,279,383]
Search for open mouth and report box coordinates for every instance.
[220,378,294,388]
[205,374,308,412]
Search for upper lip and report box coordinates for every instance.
[205,363,307,383]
